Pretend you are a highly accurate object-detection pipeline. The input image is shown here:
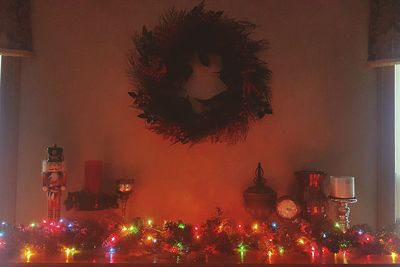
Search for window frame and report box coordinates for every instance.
[395,65,400,221]
[378,66,396,227]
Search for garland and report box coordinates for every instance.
[1,210,399,262]
[128,2,272,144]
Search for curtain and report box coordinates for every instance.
[0,0,29,222]
[368,0,400,67]
[0,0,32,57]
[0,56,20,223]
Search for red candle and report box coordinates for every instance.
[84,160,103,194]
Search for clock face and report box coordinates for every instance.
[276,198,300,219]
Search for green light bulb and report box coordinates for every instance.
[129,225,139,234]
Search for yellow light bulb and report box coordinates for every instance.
[297,238,305,245]
[23,247,34,263]
[64,247,77,257]
[392,252,398,263]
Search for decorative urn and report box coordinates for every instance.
[243,162,277,221]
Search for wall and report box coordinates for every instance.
[14,0,377,226]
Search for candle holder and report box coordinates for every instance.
[116,178,134,219]
[329,196,357,233]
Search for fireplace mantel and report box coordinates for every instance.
[3,263,399,267]
[3,254,399,267]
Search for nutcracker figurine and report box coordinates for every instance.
[42,144,66,221]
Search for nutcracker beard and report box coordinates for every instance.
[47,189,62,221]
[44,171,65,221]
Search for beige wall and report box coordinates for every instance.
[14,0,377,226]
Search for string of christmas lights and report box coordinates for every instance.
[0,210,399,263]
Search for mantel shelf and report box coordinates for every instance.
[3,263,399,267]
[2,254,399,267]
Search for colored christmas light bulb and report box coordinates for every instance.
[334,222,340,229]
[64,247,77,260]
[278,246,285,255]
[147,219,153,226]
[0,232,4,237]
[108,247,116,264]
[129,225,139,234]
[178,223,185,229]
[391,252,398,263]
[237,243,247,263]
[23,247,34,263]
[121,226,128,232]
[238,243,247,252]
[358,229,364,235]
[267,250,273,264]
[311,249,316,262]
[343,250,348,264]
[174,242,184,251]
[297,238,305,245]
[271,222,278,230]
[65,248,71,257]
[321,232,327,239]
[109,235,117,243]
[252,223,259,231]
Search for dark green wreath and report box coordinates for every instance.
[128,2,272,144]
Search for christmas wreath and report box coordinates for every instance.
[128,3,272,144]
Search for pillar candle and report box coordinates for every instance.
[330,176,355,199]
[84,160,103,194]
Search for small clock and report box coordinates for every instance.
[276,196,301,220]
